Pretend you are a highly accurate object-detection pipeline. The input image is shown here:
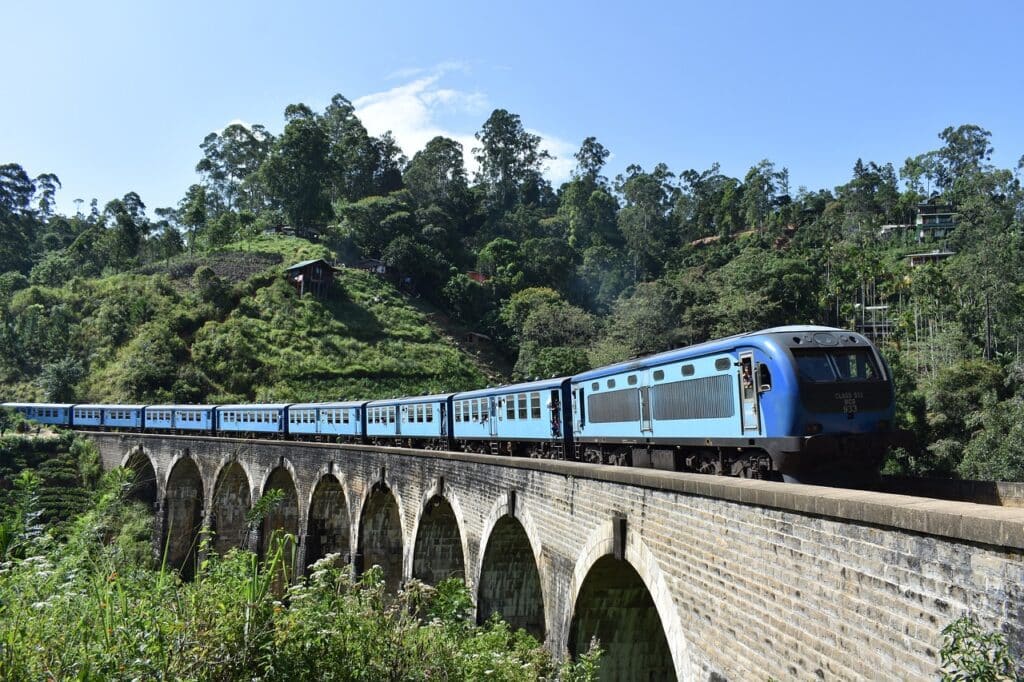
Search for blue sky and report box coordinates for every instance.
[2,0,1022,216]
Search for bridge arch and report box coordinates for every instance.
[410,487,468,586]
[209,459,253,555]
[566,519,690,681]
[162,454,204,580]
[259,464,300,560]
[304,472,351,568]
[121,445,159,511]
[476,497,547,642]
[356,481,406,593]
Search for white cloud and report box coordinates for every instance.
[354,72,486,175]
[532,129,576,186]
[354,67,576,186]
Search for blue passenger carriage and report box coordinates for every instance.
[144,405,216,433]
[287,401,365,441]
[364,394,452,447]
[80,404,147,430]
[71,404,103,428]
[217,404,288,436]
[452,379,572,456]
[2,403,72,427]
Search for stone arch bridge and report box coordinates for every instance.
[87,433,1024,681]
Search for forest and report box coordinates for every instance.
[2,95,1024,481]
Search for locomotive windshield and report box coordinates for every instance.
[793,348,881,383]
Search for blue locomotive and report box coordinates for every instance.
[2,326,904,482]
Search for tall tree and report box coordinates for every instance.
[103,192,150,269]
[572,136,610,187]
[404,136,469,208]
[0,164,37,274]
[934,124,993,195]
[196,123,274,212]
[615,163,677,281]
[179,184,208,253]
[33,173,61,220]
[473,109,552,212]
[740,159,788,231]
[258,103,332,229]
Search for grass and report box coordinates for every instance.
[0,236,503,404]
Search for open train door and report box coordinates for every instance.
[571,385,584,439]
[488,396,498,438]
[739,352,762,434]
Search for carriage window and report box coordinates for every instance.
[530,392,541,419]
[389,407,396,423]
[426,406,433,422]
[506,396,515,420]
[591,382,599,391]
[518,394,528,420]
[627,375,637,386]
[607,379,616,389]
[653,370,665,381]
[714,358,730,371]
[682,364,695,376]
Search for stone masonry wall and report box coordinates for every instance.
[91,433,1024,681]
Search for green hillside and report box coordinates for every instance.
[0,236,493,404]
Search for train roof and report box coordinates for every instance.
[3,402,74,409]
[571,326,849,382]
[364,393,455,407]
[289,401,367,409]
[454,377,568,400]
[217,403,291,410]
[146,404,217,410]
[75,404,147,410]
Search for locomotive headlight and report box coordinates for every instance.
[805,423,823,435]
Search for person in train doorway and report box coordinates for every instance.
[548,398,561,438]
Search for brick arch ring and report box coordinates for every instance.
[205,455,256,514]
[567,519,694,678]
[120,444,165,502]
[350,473,409,572]
[404,485,471,588]
[474,494,549,640]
